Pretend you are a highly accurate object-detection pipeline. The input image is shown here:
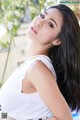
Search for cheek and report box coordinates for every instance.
[41,25,58,41]
[41,30,56,42]
[38,33,54,45]
[45,35,53,43]
[45,29,59,41]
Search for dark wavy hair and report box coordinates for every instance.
[47,4,80,112]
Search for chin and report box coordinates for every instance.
[26,33,35,41]
[26,33,36,41]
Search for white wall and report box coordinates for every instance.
[0,23,29,82]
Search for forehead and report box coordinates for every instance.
[45,8,63,28]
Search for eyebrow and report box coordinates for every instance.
[44,11,57,27]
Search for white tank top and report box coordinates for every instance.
[0,55,57,120]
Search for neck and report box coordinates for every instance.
[26,39,49,59]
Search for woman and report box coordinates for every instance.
[0,4,80,120]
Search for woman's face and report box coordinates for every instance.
[26,8,63,46]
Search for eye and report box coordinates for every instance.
[48,22,54,28]
[40,13,45,19]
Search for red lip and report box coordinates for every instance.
[31,27,37,34]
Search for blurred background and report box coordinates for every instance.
[0,0,80,119]
[0,0,80,85]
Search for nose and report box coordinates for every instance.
[37,20,41,27]
[37,19,44,27]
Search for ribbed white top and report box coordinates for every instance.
[0,55,57,120]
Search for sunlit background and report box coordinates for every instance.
[0,0,80,119]
[0,0,80,83]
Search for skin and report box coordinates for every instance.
[22,8,73,120]
[26,8,62,58]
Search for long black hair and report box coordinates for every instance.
[48,4,80,112]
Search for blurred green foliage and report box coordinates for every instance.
[0,0,27,49]
[0,0,56,87]
[0,40,9,49]
[0,80,4,88]
[29,0,46,20]
[0,0,55,49]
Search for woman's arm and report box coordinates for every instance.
[27,60,73,120]
[47,116,59,120]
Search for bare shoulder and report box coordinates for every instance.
[27,60,72,120]
[27,60,56,84]
[28,60,50,71]
[28,60,55,76]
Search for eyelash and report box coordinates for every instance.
[40,13,54,28]
[40,13,45,19]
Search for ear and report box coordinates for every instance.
[52,39,61,46]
